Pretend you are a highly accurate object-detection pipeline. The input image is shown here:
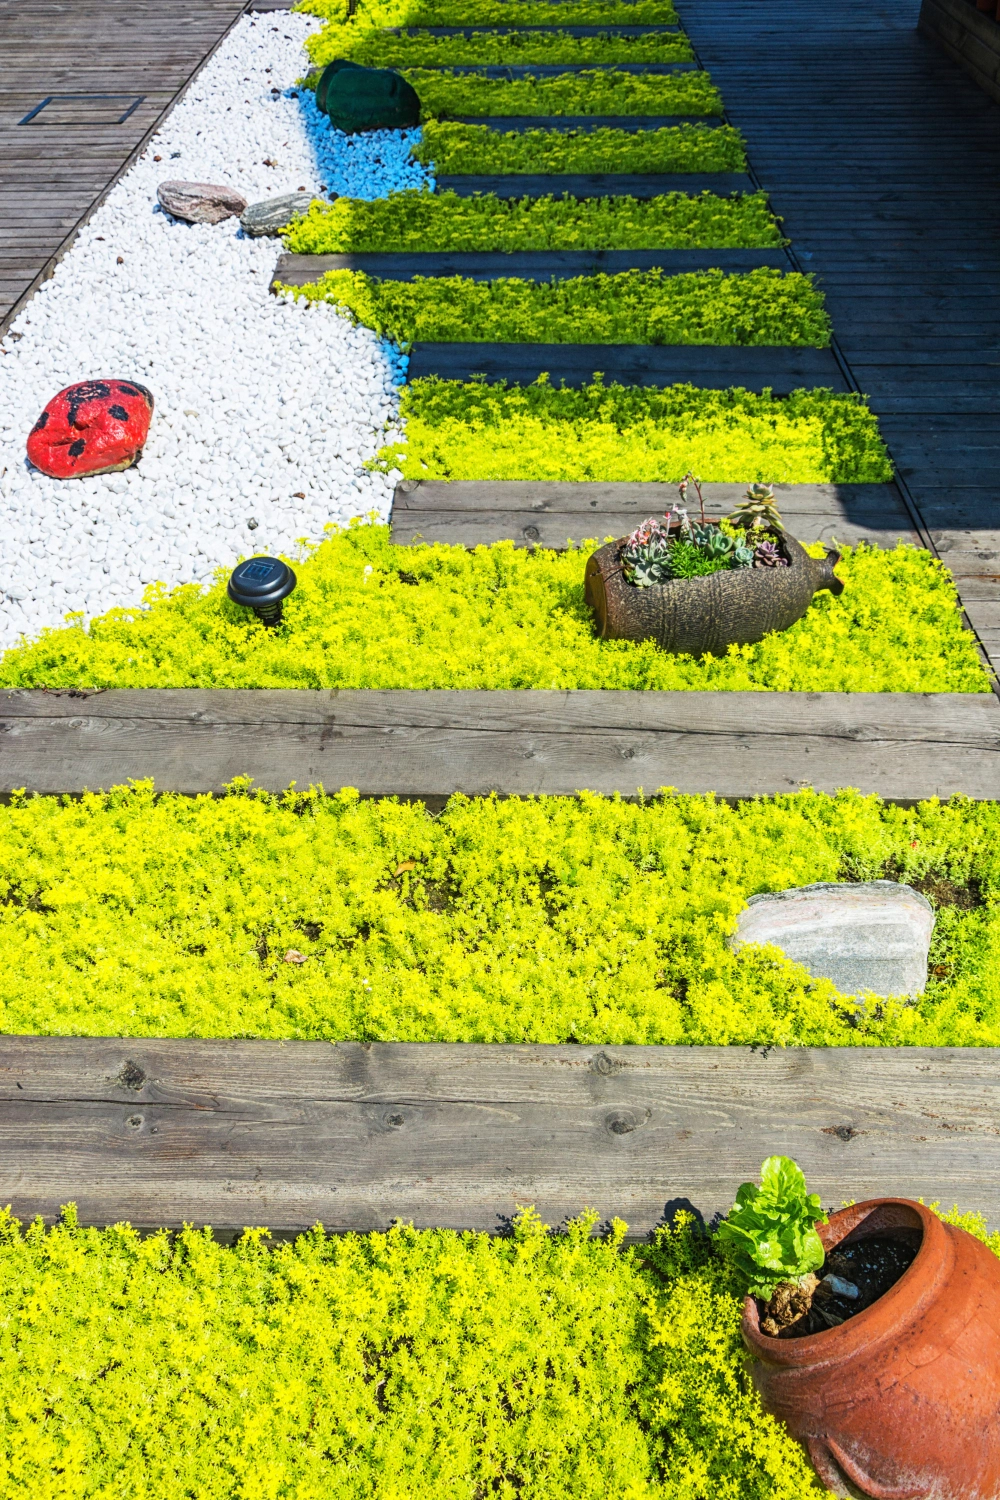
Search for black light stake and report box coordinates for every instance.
[227,556,297,627]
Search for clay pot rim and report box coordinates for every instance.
[742,1198,952,1368]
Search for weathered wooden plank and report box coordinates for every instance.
[0,690,995,800]
[0,0,249,335]
[672,0,1000,673]
[389,479,921,549]
[272,248,789,287]
[919,0,1000,108]
[406,342,848,392]
[390,509,920,551]
[3,1038,1000,1235]
[437,171,754,198]
[391,480,908,515]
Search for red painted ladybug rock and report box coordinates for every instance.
[26,379,154,479]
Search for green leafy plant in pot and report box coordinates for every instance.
[717,1155,828,1335]
[731,1159,1000,1498]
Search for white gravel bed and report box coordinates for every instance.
[0,12,431,652]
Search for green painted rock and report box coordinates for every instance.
[315,59,420,133]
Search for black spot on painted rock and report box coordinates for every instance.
[32,411,49,432]
[108,404,129,421]
[69,381,111,404]
[68,439,86,457]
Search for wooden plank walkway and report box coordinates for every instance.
[274,248,790,283]
[4,1038,1000,1235]
[390,479,923,551]
[436,171,753,196]
[0,0,250,334]
[0,688,996,800]
[407,342,847,390]
[675,0,1000,677]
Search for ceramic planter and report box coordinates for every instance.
[583,523,842,657]
[743,1199,1000,1499]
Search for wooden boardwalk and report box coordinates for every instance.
[4,1038,1000,1236]
[0,0,249,334]
[677,0,1000,676]
[1,688,997,801]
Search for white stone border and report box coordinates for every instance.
[0,12,429,649]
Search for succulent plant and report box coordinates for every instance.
[690,522,734,561]
[621,518,673,587]
[732,542,755,568]
[753,538,789,568]
[728,483,784,534]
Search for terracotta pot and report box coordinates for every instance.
[583,523,842,657]
[743,1199,1000,1499]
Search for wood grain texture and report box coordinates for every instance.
[675,0,1000,678]
[436,171,753,198]
[389,479,922,549]
[406,342,847,390]
[272,248,789,285]
[3,1037,1000,1236]
[0,689,995,799]
[919,0,1000,104]
[0,0,249,332]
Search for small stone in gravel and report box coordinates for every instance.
[157,180,248,224]
[240,192,318,237]
[730,881,935,999]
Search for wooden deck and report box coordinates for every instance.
[390,479,924,550]
[4,1038,1000,1236]
[0,688,997,800]
[676,0,1000,677]
[0,0,250,334]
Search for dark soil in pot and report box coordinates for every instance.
[760,1236,919,1338]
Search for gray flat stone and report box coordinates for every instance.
[240,192,320,237]
[157,180,248,224]
[730,881,935,998]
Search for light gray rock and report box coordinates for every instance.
[240,192,319,237]
[730,881,935,998]
[156,181,247,224]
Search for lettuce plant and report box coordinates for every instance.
[717,1156,828,1298]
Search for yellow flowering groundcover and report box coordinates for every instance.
[0,784,995,1043]
[1,1200,996,1497]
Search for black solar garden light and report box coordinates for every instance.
[227,556,297,627]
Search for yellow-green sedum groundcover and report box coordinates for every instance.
[0,523,987,693]
[0,783,996,1044]
[2,1201,995,1498]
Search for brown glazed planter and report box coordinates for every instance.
[584,524,843,656]
[743,1200,1000,1499]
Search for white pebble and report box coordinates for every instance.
[0,13,430,648]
